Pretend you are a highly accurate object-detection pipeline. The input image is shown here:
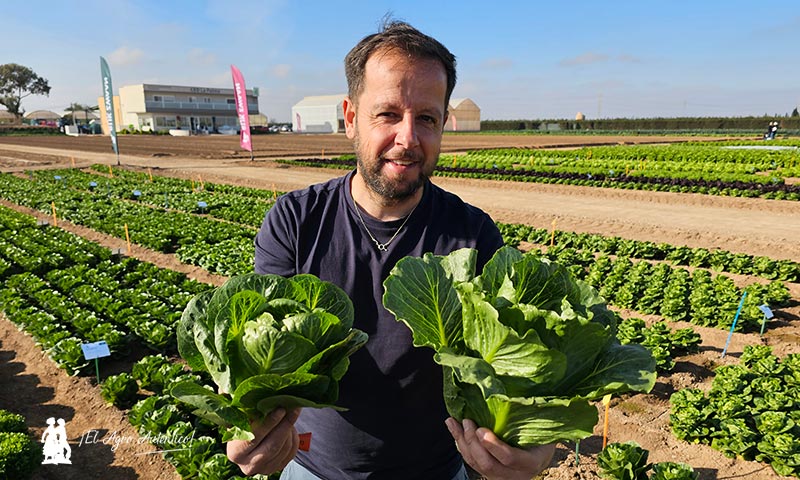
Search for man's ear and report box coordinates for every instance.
[343,96,356,139]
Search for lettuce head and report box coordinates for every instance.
[383,246,655,447]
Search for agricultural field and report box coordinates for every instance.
[0,133,798,480]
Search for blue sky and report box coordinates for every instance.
[5,1,800,122]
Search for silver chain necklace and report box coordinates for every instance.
[352,195,419,251]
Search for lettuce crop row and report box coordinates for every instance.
[617,317,701,371]
[498,222,800,283]
[0,173,255,276]
[40,166,278,228]
[87,164,280,201]
[284,141,800,200]
[0,205,211,372]
[670,345,800,477]
[551,250,790,333]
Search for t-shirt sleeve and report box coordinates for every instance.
[254,197,297,276]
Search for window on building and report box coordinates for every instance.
[155,116,166,127]
[204,97,212,103]
[227,99,236,105]
[188,96,197,103]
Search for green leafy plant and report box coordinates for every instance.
[172,273,368,441]
[382,247,656,447]
[100,373,140,409]
[0,432,41,480]
[597,441,651,480]
[0,411,25,434]
[650,461,698,480]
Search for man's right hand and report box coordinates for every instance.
[227,407,302,476]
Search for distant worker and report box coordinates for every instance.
[764,121,779,140]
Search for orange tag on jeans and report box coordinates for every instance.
[298,432,312,451]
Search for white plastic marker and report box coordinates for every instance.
[721,291,747,358]
[758,304,774,337]
[81,340,111,382]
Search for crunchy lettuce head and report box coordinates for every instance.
[173,273,368,441]
[383,246,655,447]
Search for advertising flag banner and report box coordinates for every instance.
[99,57,119,163]
[231,65,253,153]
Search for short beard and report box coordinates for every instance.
[354,139,430,205]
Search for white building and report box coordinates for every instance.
[444,98,480,131]
[99,84,259,134]
[291,94,346,133]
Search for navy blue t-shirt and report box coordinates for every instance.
[254,170,503,480]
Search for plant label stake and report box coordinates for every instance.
[574,440,580,467]
[81,340,111,383]
[550,219,557,247]
[197,201,207,214]
[71,156,76,168]
[148,168,153,182]
[758,304,774,337]
[721,291,747,358]
[602,393,612,448]
[108,165,113,177]
[272,184,277,201]
[124,223,131,254]
[51,202,57,227]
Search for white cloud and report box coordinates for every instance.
[559,52,609,67]
[107,46,145,66]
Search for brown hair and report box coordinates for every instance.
[344,20,457,111]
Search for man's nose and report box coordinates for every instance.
[394,115,419,149]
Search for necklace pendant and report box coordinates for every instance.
[376,242,388,251]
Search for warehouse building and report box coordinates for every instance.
[98,84,260,134]
[444,98,481,131]
[291,94,346,133]
[291,95,480,133]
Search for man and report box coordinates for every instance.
[228,20,555,479]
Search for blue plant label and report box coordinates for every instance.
[81,341,111,360]
[758,304,774,319]
[89,181,98,187]
[197,201,208,208]
[54,175,62,180]
[133,190,142,197]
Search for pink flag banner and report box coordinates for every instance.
[231,65,252,152]
[295,112,302,132]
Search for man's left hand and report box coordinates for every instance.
[446,417,555,480]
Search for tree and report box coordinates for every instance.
[792,107,799,117]
[0,63,51,119]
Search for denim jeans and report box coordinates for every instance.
[279,460,470,480]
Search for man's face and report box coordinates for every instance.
[344,49,448,203]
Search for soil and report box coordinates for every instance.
[0,134,797,480]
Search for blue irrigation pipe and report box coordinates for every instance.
[721,291,747,358]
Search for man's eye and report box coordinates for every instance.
[420,116,436,124]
